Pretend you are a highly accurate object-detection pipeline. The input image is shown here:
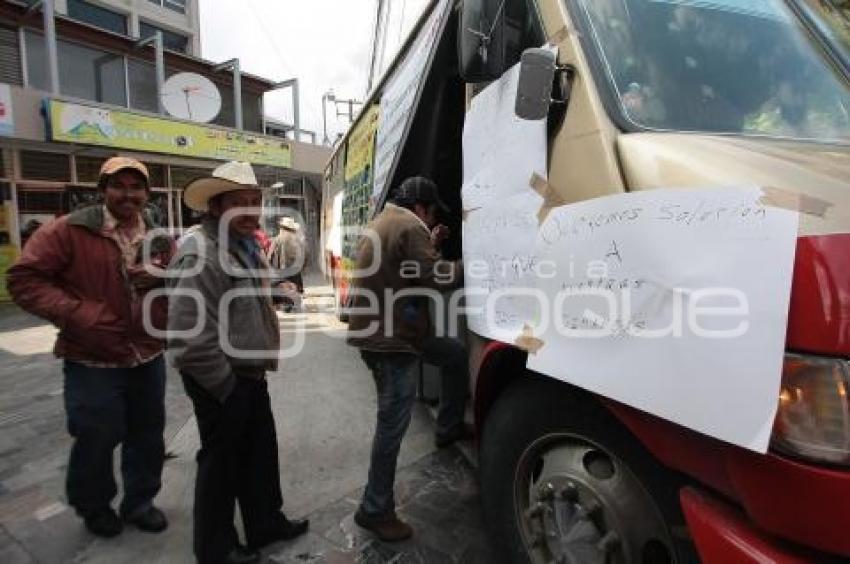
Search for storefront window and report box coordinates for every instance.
[20,151,71,182]
[25,32,127,106]
[75,155,106,183]
[146,191,169,227]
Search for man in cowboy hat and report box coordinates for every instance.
[267,217,305,312]
[167,161,308,564]
[8,156,172,538]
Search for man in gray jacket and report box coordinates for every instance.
[167,161,307,564]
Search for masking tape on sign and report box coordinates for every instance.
[547,26,571,46]
[760,186,832,218]
[514,324,545,354]
[529,172,566,224]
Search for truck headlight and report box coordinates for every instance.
[771,354,850,467]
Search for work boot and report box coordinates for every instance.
[83,507,123,538]
[122,505,168,533]
[435,423,474,448]
[223,545,261,564]
[354,509,413,542]
[247,516,309,550]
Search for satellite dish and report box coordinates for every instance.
[161,72,222,123]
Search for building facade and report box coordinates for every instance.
[0,0,329,300]
[53,0,201,55]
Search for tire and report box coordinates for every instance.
[479,373,698,564]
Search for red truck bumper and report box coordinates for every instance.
[681,487,837,563]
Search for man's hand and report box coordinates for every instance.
[128,265,165,290]
[276,281,299,294]
[431,224,450,247]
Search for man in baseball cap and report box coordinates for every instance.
[8,155,172,539]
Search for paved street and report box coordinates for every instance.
[0,278,491,563]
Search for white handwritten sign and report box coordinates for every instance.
[461,62,548,211]
[462,192,544,340]
[524,186,798,452]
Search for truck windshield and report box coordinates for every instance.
[574,0,850,142]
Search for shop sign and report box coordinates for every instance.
[46,99,291,168]
[344,103,379,183]
[0,84,14,137]
[0,202,17,302]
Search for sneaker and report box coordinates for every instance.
[353,509,413,542]
[84,507,123,538]
[435,423,474,448]
[122,505,168,533]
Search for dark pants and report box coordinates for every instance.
[63,356,166,518]
[182,374,289,564]
[359,337,469,517]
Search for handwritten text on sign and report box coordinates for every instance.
[524,186,798,453]
[463,192,543,341]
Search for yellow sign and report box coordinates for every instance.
[48,99,291,168]
[344,104,379,183]
[0,202,14,302]
[0,245,17,302]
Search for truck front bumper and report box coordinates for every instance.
[680,487,839,563]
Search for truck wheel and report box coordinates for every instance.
[479,373,696,564]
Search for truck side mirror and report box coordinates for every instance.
[458,0,507,82]
[515,48,557,120]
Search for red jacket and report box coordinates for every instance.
[8,206,172,365]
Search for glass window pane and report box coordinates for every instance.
[128,59,158,112]
[147,0,187,15]
[212,82,235,128]
[576,0,850,141]
[59,41,126,106]
[169,166,210,189]
[0,25,23,86]
[139,21,188,53]
[144,163,167,187]
[20,151,71,181]
[75,155,106,183]
[242,91,262,132]
[67,0,128,35]
[26,32,126,105]
[24,31,47,91]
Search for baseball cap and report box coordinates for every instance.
[393,176,449,212]
[99,156,150,184]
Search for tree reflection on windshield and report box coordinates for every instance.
[578,0,850,141]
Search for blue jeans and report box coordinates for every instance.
[63,356,166,517]
[359,337,469,517]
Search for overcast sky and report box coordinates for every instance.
[199,0,429,143]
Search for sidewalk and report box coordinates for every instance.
[0,275,491,563]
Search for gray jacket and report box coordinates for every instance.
[167,219,280,402]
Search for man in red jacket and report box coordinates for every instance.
[8,156,172,538]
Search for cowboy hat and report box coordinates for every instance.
[279,217,298,231]
[183,161,260,212]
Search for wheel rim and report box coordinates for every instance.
[513,433,677,564]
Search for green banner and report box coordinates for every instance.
[47,99,291,168]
